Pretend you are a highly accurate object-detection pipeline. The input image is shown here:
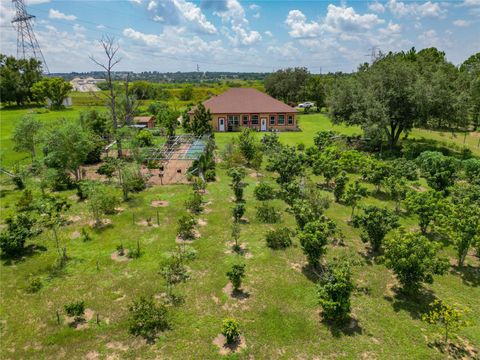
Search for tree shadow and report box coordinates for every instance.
[1,244,47,265]
[427,339,479,360]
[383,286,436,320]
[301,263,322,283]
[451,265,480,287]
[368,190,390,201]
[231,288,250,300]
[321,315,363,338]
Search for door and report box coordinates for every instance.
[219,118,225,132]
[261,117,267,131]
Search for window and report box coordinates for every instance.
[288,115,293,125]
[242,115,249,125]
[278,114,285,125]
[251,115,259,125]
[269,115,275,125]
[228,115,239,126]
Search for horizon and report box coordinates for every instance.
[1,0,480,73]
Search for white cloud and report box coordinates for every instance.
[172,0,217,34]
[147,0,157,11]
[323,4,385,33]
[27,0,51,4]
[369,1,385,13]
[229,26,261,45]
[285,10,322,38]
[387,0,447,18]
[73,24,86,32]
[418,29,442,48]
[96,24,106,29]
[48,9,77,21]
[463,0,480,6]
[249,4,260,11]
[253,12,260,19]
[453,19,471,26]
[129,0,142,4]
[267,42,300,61]
[264,30,273,37]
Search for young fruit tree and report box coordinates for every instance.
[317,261,355,322]
[422,299,468,345]
[232,203,246,223]
[383,175,408,213]
[12,115,42,161]
[383,230,449,295]
[238,128,257,165]
[254,182,276,202]
[226,263,246,291]
[228,167,247,202]
[416,151,459,192]
[342,180,367,221]
[0,214,41,257]
[222,318,241,344]
[128,296,169,341]
[333,171,348,203]
[266,146,306,185]
[298,218,336,269]
[177,214,197,241]
[405,190,441,234]
[64,301,85,322]
[265,227,293,250]
[353,205,399,254]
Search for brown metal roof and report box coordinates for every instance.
[133,116,154,123]
[191,88,297,114]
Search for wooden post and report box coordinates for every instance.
[156,210,160,226]
[56,310,60,325]
[96,313,100,325]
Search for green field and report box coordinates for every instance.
[0,101,479,359]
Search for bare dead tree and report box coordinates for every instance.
[89,35,123,158]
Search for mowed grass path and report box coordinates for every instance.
[0,105,479,359]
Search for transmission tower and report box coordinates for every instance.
[11,0,49,73]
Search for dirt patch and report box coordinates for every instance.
[106,341,128,352]
[68,194,79,202]
[67,215,82,224]
[384,278,397,297]
[222,282,250,300]
[211,295,220,305]
[111,249,130,262]
[70,231,81,240]
[65,308,94,330]
[115,207,125,214]
[249,172,263,179]
[175,230,200,244]
[212,334,247,355]
[114,294,126,302]
[86,351,99,360]
[89,218,112,229]
[136,220,159,228]
[151,200,169,207]
[289,261,304,273]
[361,352,377,359]
[198,219,208,227]
[224,242,252,258]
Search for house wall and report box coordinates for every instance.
[208,113,297,132]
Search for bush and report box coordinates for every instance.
[0,214,40,257]
[416,151,459,191]
[205,169,216,182]
[265,227,293,249]
[226,263,246,291]
[96,157,117,179]
[16,189,34,212]
[177,214,196,241]
[254,182,275,201]
[317,261,354,322]
[25,277,42,294]
[80,228,92,242]
[185,191,203,214]
[64,301,85,320]
[43,168,74,191]
[12,175,25,190]
[255,202,281,224]
[222,318,240,344]
[232,203,246,222]
[136,129,153,147]
[463,158,480,185]
[298,219,334,268]
[128,296,169,340]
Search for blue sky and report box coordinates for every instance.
[0,0,479,73]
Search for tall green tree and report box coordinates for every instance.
[190,103,213,136]
[12,115,42,161]
[264,67,310,103]
[31,77,72,109]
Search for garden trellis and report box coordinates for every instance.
[142,134,211,162]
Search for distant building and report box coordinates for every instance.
[70,77,105,92]
[188,88,297,132]
[133,116,155,129]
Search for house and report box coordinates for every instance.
[133,116,155,129]
[189,88,298,132]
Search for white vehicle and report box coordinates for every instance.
[297,101,315,108]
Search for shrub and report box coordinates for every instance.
[317,261,354,322]
[298,218,335,268]
[333,171,348,203]
[383,230,449,294]
[232,203,245,223]
[80,228,92,242]
[422,299,468,344]
[64,301,85,321]
[222,318,240,344]
[205,169,216,182]
[254,182,275,201]
[25,277,42,294]
[416,151,459,191]
[313,131,337,150]
[177,214,196,241]
[463,158,480,185]
[185,191,203,214]
[0,214,40,257]
[226,263,246,291]
[255,203,281,224]
[136,129,153,147]
[128,296,169,340]
[265,227,293,249]
[96,158,117,179]
[12,175,25,190]
[16,189,34,212]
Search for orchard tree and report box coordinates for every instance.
[12,115,42,161]
[222,318,241,344]
[343,180,367,220]
[226,263,246,291]
[317,260,355,322]
[383,230,448,295]
[362,161,393,193]
[0,214,41,257]
[416,151,459,191]
[254,182,275,201]
[298,219,335,269]
[405,190,441,234]
[422,299,468,344]
[84,182,119,227]
[266,146,306,185]
[353,205,399,253]
[333,171,348,203]
[383,175,408,213]
[128,296,169,341]
[238,128,257,165]
[32,77,72,109]
[228,167,247,202]
[177,214,197,241]
[232,203,245,223]
[42,121,94,181]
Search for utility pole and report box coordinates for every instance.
[365,46,381,64]
[11,0,49,73]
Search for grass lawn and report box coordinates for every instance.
[0,105,479,358]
